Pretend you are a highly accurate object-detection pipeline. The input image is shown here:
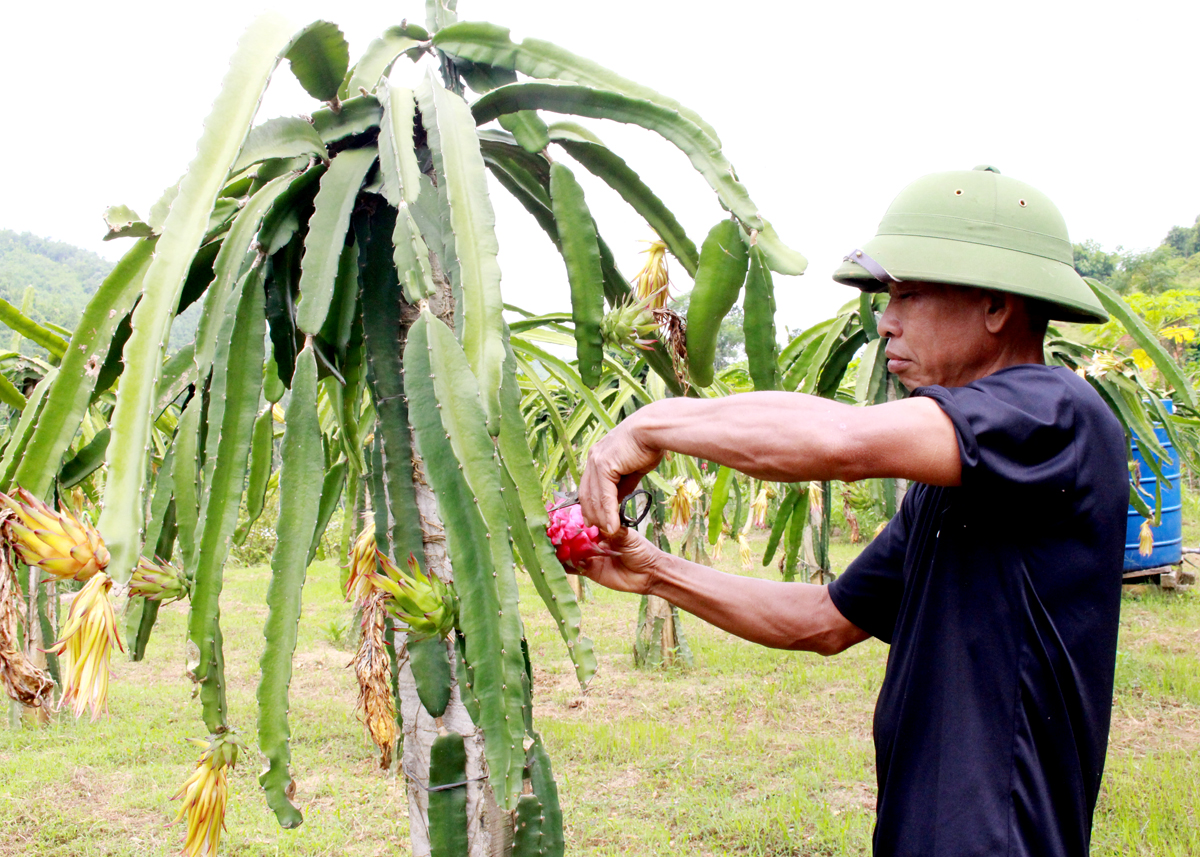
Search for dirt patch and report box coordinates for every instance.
[1128,625,1200,654]
[824,781,877,814]
[1108,704,1200,754]
[290,643,359,704]
[604,767,643,791]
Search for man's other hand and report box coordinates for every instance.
[574,527,662,595]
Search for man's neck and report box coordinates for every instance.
[965,340,1046,385]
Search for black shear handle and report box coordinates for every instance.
[618,488,653,529]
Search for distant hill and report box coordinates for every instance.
[0,231,113,336]
[0,230,198,353]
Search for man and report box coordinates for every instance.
[576,166,1128,856]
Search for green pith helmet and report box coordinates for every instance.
[833,165,1107,323]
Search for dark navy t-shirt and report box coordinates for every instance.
[828,364,1127,857]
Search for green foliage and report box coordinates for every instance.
[1078,214,1200,297]
[1074,216,1200,386]
[258,344,324,828]
[406,310,528,804]
[743,246,779,391]
[550,161,606,388]
[284,21,350,104]
[1074,238,1121,282]
[1092,289,1200,352]
[1110,246,1189,294]
[1164,214,1200,258]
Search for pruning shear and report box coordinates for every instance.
[549,487,654,529]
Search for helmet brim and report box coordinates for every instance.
[833,234,1107,324]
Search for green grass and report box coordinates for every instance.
[0,563,405,857]
[1,533,1197,855]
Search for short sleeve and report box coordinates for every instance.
[827,493,912,644]
[913,366,1080,495]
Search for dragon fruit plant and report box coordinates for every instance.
[0,4,810,854]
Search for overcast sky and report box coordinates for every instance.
[4,0,1198,330]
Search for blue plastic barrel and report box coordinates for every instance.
[1124,400,1183,571]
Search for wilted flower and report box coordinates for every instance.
[173,735,238,857]
[737,533,752,569]
[652,304,689,390]
[632,237,671,310]
[46,572,123,720]
[1081,351,1127,380]
[841,486,861,544]
[0,539,52,709]
[371,552,455,640]
[0,488,109,582]
[352,591,397,768]
[129,556,190,604]
[713,530,727,559]
[872,521,888,540]
[667,479,702,528]
[750,488,771,528]
[1139,519,1154,558]
[808,482,823,518]
[344,525,378,603]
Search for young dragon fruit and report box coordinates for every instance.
[600,297,659,356]
[546,503,617,571]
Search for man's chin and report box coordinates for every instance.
[886,361,921,391]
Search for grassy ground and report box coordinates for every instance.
[0,532,1197,856]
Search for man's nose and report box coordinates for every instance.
[877,299,899,340]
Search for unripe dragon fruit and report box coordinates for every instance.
[546,503,617,570]
[601,297,659,356]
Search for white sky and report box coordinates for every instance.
[4,0,1198,331]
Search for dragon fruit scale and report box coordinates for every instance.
[546,504,617,570]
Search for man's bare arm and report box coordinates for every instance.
[580,392,959,535]
[579,529,869,654]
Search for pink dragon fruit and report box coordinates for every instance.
[546,503,617,570]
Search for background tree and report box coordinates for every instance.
[1165,215,1200,258]
[1073,238,1121,282]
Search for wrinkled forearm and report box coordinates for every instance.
[646,548,867,655]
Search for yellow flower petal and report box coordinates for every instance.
[1138,519,1154,557]
[51,573,120,720]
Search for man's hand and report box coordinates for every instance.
[574,527,663,594]
[578,416,663,536]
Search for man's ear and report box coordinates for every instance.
[983,290,1013,334]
